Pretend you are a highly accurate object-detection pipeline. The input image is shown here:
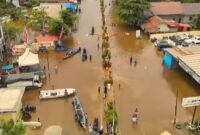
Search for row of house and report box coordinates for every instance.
[150,2,200,23]
[142,2,200,34]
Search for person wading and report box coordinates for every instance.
[89,55,92,62]
[91,26,95,35]
[130,56,133,66]
[97,43,99,50]
[134,59,137,67]
[98,86,101,94]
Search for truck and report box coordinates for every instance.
[0,72,43,89]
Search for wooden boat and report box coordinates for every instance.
[63,47,81,60]
[39,88,76,99]
[23,121,42,128]
[72,96,87,128]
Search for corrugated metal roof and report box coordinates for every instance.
[165,46,200,78]
[182,3,200,15]
[151,2,184,15]
[179,54,200,76]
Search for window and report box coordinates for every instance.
[178,18,181,23]
[189,16,193,20]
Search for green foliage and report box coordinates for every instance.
[118,0,150,27]
[4,21,24,39]
[28,10,50,29]
[193,14,200,29]
[49,19,68,36]
[102,49,111,61]
[0,119,26,135]
[105,102,118,124]
[0,0,22,20]
[60,10,76,27]
[26,0,40,8]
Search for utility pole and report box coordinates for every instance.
[191,106,197,125]
[173,90,178,127]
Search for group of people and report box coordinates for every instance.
[98,85,108,98]
[129,56,137,67]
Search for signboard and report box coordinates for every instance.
[136,30,140,39]
[182,96,200,107]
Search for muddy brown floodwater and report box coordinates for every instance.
[23,0,200,134]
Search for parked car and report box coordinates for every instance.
[193,36,200,45]
[155,40,176,50]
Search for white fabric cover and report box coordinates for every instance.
[18,48,39,67]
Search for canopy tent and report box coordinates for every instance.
[18,48,39,67]
[2,65,13,71]
[44,126,62,135]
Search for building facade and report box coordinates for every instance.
[150,2,200,24]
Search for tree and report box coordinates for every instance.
[4,21,24,39]
[0,119,26,135]
[60,10,76,27]
[26,0,40,8]
[49,19,69,36]
[117,0,150,27]
[28,10,50,30]
[0,0,22,20]
[193,14,200,29]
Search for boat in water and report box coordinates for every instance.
[72,96,87,128]
[39,88,76,99]
[63,47,81,60]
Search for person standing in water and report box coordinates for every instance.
[91,26,95,35]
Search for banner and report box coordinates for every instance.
[182,96,200,107]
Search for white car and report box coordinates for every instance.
[184,38,195,44]
[193,36,200,44]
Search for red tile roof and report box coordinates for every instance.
[143,16,177,33]
[36,35,58,44]
[143,16,163,33]
[151,2,184,15]
[143,15,191,33]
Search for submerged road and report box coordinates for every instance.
[23,0,200,135]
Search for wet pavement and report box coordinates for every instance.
[23,0,200,134]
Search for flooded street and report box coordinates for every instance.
[23,0,200,134]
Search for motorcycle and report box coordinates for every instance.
[132,108,139,123]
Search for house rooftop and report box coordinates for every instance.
[182,3,200,15]
[0,88,25,113]
[151,2,184,15]
[36,35,58,44]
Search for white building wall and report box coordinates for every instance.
[182,15,195,23]
[159,15,184,23]
[0,24,4,61]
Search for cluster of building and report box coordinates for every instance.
[145,2,200,86]
[142,2,200,34]
[0,0,82,128]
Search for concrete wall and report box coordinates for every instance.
[183,15,192,23]
[150,31,200,39]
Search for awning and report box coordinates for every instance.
[36,35,58,44]
[62,3,77,11]
[2,65,13,70]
